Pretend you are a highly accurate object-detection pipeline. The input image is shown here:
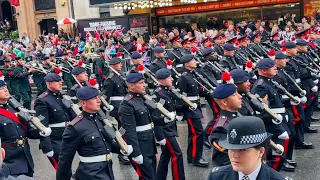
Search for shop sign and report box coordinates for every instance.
[304,0,320,17]
[156,0,299,16]
[89,0,127,6]
[129,16,149,35]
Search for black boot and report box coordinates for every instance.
[286,159,297,167]
[295,142,314,149]
[281,162,295,172]
[305,127,318,133]
[193,157,209,167]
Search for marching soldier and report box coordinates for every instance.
[270,32,281,50]
[32,57,48,95]
[130,53,144,73]
[167,36,185,72]
[2,58,14,95]
[210,83,242,166]
[220,44,240,71]
[61,53,74,92]
[177,54,209,167]
[149,46,167,74]
[93,49,108,89]
[34,73,74,172]
[251,58,294,171]
[68,66,88,98]
[119,73,158,179]
[154,69,185,180]
[248,32,267,58]
[57,86,133,180]
[212,35,224,56]
[103,57,130,165]
[207,116,292,180]
[13,57,35,110]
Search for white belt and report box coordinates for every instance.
[217,80,222,84]
[176,64,183,68]
[269,108,285,114]
[136,123,153,132]
[110,96,124,101]
[187,96,199,101]
[49,122,66,128]
[79,154,112,163]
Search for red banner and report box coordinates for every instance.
[10,0,20,7]
[156,0,299,16]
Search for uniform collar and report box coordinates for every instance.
[47,89,61,97]
[260,76,272,82]
[238,163,261,180]
[159,85,169,90]
[0,102,9,110]
[82,111,97,119]
[220,109,238,118]
[129,92,143,97]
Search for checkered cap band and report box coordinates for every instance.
[240,132,267,144]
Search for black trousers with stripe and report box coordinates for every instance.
[156,137,185,180]
[129,155,156,180]
[186,118,204,161]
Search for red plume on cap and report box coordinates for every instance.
[160,42,165,46]
[269,49,276,60]
[138,49,143,54]
[208,43,213,48]
[280,40,286,47]
[290,36,296,42]
[281,47,287,55]
[0,72,4,81]
[166,59,173,70]
[89,78,99,89]
[191,47,197,55]
[137,65,145,74]
[116,52,122,58]
[221,72,234,84]
[78,60,85,68]
[304,35,309,41]
[245,61,254,73]
[309,41,317,50]
[54,68,62,77]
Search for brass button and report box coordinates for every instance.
[106,154,111,161]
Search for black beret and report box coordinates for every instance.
[180,54,195,64]
[77,86,99,100]
[223,44,235,51]
[44,73,61,82]
[131,53,142,59]
[256,58,275,69]
[230,69,250,83]
[126,73,144,83]
[275,51,286,59]
[296,39,308,46]
[0,80,6,88]
[155,68,171,80]
[284,42,296,49]
[109,57,122,65]
[71,66,86,75]
[15,57,22,61]
[213,84,237,99]
[200,48,214,57]
[154,46,164,53]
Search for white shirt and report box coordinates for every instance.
[238,163,262,180]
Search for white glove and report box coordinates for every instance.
[295,78,301,83]
[285,115,289,122]
[312,86,318,92]
[290,96,300,105]
[300,90,307,96]
[168,112,176,122]
[120,145,133,156]
[45,151,54,157]
[190,103,198,110]
[39,127,52,137]
[300,96,307,103]
[158,139,166,146]
[272,114,283,125]
[132,155,143,165]
[278,131,289,139]
[314,79,319,85]
[164,117,175,123]
[176,115,183,121]
[275,144,284,155]
[103,105,114,112]
[252,75,257,80]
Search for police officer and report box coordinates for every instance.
[220,44,240,71]
[251,58,293,171]
[177,54,209,167]
[68,66,88,98]
[34,73,74,171]
[57,86,133,180]
[119,73,157,179]
[210,83,242,166]
[207,116,292,180]
[149,46,167,74]
[13,57,35,110]
[154,69,185,180]
[103,57,130,165]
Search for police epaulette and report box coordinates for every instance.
[211,165,232,174]
[155,87,162,92]
[124,94,134,101]
[71,84,79,91]
[38,91,49,99]
[69,115,84,126]
[107,72,115,79]
[182,72,188,76]
[257,79,264,85]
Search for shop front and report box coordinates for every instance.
[155,0,301,30]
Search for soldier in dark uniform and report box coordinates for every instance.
[119,73,158,179]
[149,47,168,74]
[32,57,48,95]
[61,53,74,92]
[0,80,51,177]
[57,86,133,180]
[248,32,268,58]
[129,53,143,73]
[80,51,92,78]
[13,57,35,110]
[2,58,14,95]
[270,32,281,51]
[176,54,209,167]
[181,39,191,53]
[68,66,88,98]
[209,83,242,167]
[153,69,185,180]
[251,58,293,171]
[167,36,185,72]
[220,44,240,71]
[212,35,224,56]
[103,57,130,165]
[34,73,74,172]
[93,49,108,89]
[207,116,292,180]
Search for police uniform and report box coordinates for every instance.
[209,84,239,166]
[0,80,35,177]
[207,116,291,180]
[119,73,157,180]
[13,57,32,110]
[153,69,185,180]
[57,87,122,180]
[220,44,240,71]
[176,54,209,167]
[34,73,73,171]
[68,66,87,98]
[149,47,167,74]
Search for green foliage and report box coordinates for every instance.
[0,32,5,39]
[10,30,19,40]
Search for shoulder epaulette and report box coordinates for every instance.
[69,115,84,126]
[182,72,188,76]
[216,116,228,127]
[124,94,134,101]
[38,91,49,99]
[155,87,162,92]
[257,79,264,85]
[71,84,79,91]
[107,72,115,79]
